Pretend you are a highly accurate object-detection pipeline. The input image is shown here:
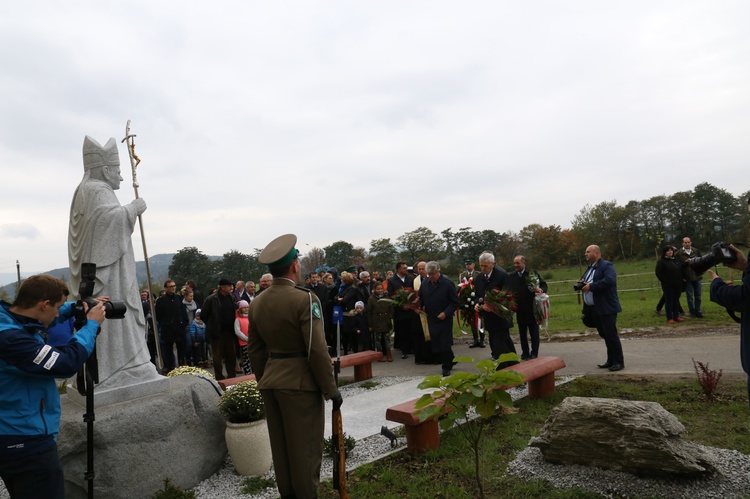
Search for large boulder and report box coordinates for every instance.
[58,375,227,498]
[529,396,718,477]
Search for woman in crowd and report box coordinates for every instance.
[655,245,686,324]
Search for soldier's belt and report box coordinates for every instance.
[268,352,307,359]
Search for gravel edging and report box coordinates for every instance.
[507,445,750,498]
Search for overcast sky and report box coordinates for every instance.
[1,1,749,281]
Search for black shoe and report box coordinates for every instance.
[441,369,451,377]
[520,353,530,361]
[401,354,408,359]
[468,341,480,348]
[695,312,704,318]
[597,362,613,369]
[530,354,538,359]
[479,341,486,348]
[608,364,624,372]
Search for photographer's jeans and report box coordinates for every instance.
[685,279,702,315]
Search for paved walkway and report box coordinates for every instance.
[327,332,745,440]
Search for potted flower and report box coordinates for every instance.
[217,380,272,475]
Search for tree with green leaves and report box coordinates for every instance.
[323,241,355,270]
[168,247,213,294]
[396,227,444,263]
[368,238,398,274]
[213,250,263,284]
[416,354,523,498]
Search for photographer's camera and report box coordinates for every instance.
[688,242,737,274]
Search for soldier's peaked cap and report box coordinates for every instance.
[259,234,299,269]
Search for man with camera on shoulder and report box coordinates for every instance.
[707,243,750,407]
[0,275,107,499]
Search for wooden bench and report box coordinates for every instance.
[333,350,384,381]
[217,374,256,391]
[385,356,566,454]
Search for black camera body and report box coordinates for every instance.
[573,280,586,292]
[75,263,127,324]
[688,242,737,275]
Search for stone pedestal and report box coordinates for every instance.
[58,375,226,499]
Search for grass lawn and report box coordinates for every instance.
[451,260,739,338]
[317,374,750,498]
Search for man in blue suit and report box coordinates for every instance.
[580,245,625,371]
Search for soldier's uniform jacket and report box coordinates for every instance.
[247,278,337,399]
[459,269,481,283]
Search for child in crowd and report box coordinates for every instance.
[367,282,394,361]
[234,300,253,375]
[352,300,372,352]
[189,309,207,366]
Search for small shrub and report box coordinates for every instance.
[152,478,195,499]
[323,432,356,457]
[240,476,276,494]
[692,358,723,401]
[360,380,380,390]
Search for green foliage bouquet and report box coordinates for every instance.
[218,380,265,423]
[483,287,517,320]
[382,287,420,311]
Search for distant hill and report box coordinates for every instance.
[1,253,177,300]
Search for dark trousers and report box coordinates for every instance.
[662,284,682,321]
[0,445,65,499]
[593,310,624,365]
[210,334,237,380]
[394,316,414,354]
[413,316,434,364]
[488,326,517,367]
[161,324,186,369]
[261,389,324,499]
[518,320,540,358]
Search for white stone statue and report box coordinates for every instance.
[68,136,165,403]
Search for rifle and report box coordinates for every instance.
[332,309,348,498]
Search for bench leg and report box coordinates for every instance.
[353,364,373,381]
[405,420,440,454]
[528,372,556,398]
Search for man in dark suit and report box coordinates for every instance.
[248,234,341,499]
[580,245,625,371]
[387,262,416,359]
[305,272,328,304]
[474,252,517,367]
[508,255,548,360]
[420,261,459,376]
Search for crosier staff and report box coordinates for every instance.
[122,120,163,370]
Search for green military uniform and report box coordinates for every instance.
[248,234,338,499]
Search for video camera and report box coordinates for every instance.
[687,242,738,275]
[74,263,127,327]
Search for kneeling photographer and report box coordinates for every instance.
[707,243,750,407]
[0,275,107,499]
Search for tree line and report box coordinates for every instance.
[168,182,750,294]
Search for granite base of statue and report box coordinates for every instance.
[57,375,226,499]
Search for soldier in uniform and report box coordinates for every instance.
[459,258,484,348]
[248,233,342,499]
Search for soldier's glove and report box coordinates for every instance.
[332,391,343,411]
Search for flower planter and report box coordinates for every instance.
[225,419,272,476]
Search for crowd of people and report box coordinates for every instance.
[139,251,553,379]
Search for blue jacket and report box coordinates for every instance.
[0,300,99,458]
[586,259,622,316]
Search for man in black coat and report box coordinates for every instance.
[155,279,188,372]
[387,262,416,359]
[473,252,518,368]
[419,261,459,376]
[508,255,548,360]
